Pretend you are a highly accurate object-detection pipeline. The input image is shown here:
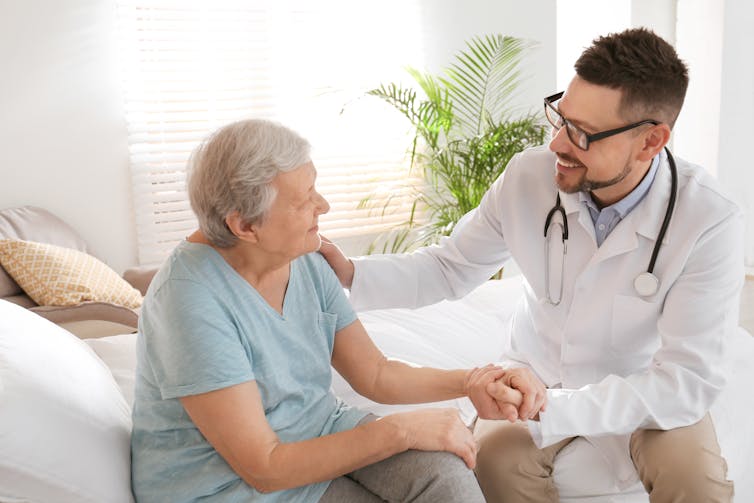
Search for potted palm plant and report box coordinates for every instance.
[364,34,546,253]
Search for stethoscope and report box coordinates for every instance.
[544,147,678,305]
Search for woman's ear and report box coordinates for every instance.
[225,212,259,243]
[637,123,671,162]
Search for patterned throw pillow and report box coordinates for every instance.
[0,239,142,308]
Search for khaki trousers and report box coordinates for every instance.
[473,413,733,503]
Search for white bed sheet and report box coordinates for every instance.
[86,276,754,502]
[332,278,522,424]
[332,277,754,503]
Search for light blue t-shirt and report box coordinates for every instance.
[131,241,366,503]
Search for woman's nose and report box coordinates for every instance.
[316,192,330,215]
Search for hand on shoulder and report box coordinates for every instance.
[318,235,354,288]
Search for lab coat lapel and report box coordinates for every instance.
[560,190,597,246]
[592,216,640,263]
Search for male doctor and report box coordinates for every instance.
[320,28,744,502]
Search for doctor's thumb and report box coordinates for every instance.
[486,381,523,407]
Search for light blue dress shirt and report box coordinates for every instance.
[580,155,660,246]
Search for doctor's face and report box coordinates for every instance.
[547,77,653,207]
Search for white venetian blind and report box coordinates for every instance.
[116,0,424,265]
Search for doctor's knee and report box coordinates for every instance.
[630,415,734,502]
[474,421,559,502]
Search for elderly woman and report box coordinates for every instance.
[130,119,520,502]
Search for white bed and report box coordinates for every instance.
[1,276,753,502]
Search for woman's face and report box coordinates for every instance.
[252,161,330,259]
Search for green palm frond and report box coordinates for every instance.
[367,83,418,124]
[443,35,533,135]
[361,34,547,254]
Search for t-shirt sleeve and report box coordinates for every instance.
[315,254,358,331]
[141,279,255,400]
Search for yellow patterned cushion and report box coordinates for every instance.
[0,239,142,308]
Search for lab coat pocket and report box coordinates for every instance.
[610,294,661,354]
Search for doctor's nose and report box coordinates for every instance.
[548,125,572,154]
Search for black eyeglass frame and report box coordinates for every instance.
[544,91,660,150]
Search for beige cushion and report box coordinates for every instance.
[0,206,89,297]
[0,239,142,309]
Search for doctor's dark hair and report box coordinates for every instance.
[575,27,689,128]
[187,119,311,248]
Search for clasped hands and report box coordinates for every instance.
[465,365,547,422]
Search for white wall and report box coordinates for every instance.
[2,1,749,269]
[674,0,725,174]
[717,0,754,270]
[672,0,754,270]
[0,0,557,265]
[418,0,556,115]
[0,0,135,273]
[336,0,558,255]
[555,0,677,91]
[556,0,632,90]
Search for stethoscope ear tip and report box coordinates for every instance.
[634,272,659,297]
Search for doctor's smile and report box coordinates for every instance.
[554,156,584,173]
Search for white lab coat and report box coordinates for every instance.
[349,145,745,487]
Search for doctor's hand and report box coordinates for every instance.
[465,365,523,422]
[491,367,547,421]
[318,235,355,289]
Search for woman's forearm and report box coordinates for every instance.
[240,415,407,493]
[331,321,472,405]
[366,361,469,404]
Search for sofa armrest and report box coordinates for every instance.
[123,266,158,296]
[30,302,139,329]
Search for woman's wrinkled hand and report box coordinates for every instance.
[385,408,478,469]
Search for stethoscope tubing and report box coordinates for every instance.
[647,147,677,274]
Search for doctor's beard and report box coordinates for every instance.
[554,154,632,194]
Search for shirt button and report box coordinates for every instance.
[598,224,606,230]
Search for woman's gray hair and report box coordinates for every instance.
[187,119,311,248]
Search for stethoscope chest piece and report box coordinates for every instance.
[634,272,659,297]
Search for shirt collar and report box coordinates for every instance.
[579,154,660,218]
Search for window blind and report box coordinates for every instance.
[116,0,424,265]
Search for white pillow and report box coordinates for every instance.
[0,300,134,503]
[85,333,138,409]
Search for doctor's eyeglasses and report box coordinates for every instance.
[544,91,659,151]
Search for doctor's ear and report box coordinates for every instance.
[637,123,671,162]
[225,212,259,243]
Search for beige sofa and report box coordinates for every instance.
[0,205,155,338]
